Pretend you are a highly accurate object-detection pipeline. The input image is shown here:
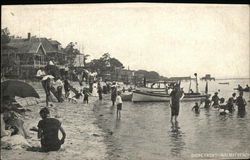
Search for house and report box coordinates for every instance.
[2,33,47,79]
[2,33,66,79]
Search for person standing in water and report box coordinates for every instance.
[236,92,247,116]
[170,84,184,122]
[116,91,123,119]
[227,93,236,113]
[192,102,201,114]
[37,107,66,152]
[211,92,220,108]
[204,95,211,109]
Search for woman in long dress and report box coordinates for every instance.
[92,83,98,97]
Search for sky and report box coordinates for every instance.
[2,3,249,78]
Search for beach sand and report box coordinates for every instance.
[1,94,107,160]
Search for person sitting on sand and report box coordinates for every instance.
[1,101,30,139]
[68,90,82,104]
[116,91,123,119]
[38,107,66,152]
[2,111,30,138]
[211,92,220,108]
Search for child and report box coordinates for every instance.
[37,107,66,152]
[192,102,200,113]
[83,88,90,104]
[116,91,123,119]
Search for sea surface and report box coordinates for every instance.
[94,79,250,160]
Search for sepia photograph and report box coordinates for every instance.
[1,3,250,160]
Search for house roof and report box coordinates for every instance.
[49,40,61,45]
[6,37,64,54]
[40,38,58,53]
[7,38,44,54]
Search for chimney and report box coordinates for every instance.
[27,33,31,40]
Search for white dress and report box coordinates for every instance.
[92,83,98,97]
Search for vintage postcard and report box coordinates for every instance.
[1,3,249,160]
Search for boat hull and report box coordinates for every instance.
[132,90,209,102]
[121,92,133,101]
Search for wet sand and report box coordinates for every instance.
[1,91,107,160]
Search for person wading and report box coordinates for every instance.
[169,84,184,123]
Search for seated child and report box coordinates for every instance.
[68,90,82,104]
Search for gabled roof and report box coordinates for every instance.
[49,40,61,45]
[6,37,66,55]
[7,38,46,54]
[40,38,58,53]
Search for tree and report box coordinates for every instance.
[87,53,124,75]
[1,28,11,47]
[135,70,160,80]
[64,42,81,67]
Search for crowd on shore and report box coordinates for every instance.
[1,63,127,152]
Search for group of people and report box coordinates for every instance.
[237,84,249,92]
[169,83,248,123]
[191,91,247,116]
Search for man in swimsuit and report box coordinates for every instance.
[170,84,184,122]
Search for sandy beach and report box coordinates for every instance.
[1,82,108,160]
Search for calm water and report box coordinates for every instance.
[95,79,250,160]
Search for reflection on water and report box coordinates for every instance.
[95,79,250,159]
[169,121,185,157]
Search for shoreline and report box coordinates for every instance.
[92,95,124,160]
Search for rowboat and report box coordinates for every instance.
[132,90,210,102]
[132,74,210,102]
[218,82,229,85]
